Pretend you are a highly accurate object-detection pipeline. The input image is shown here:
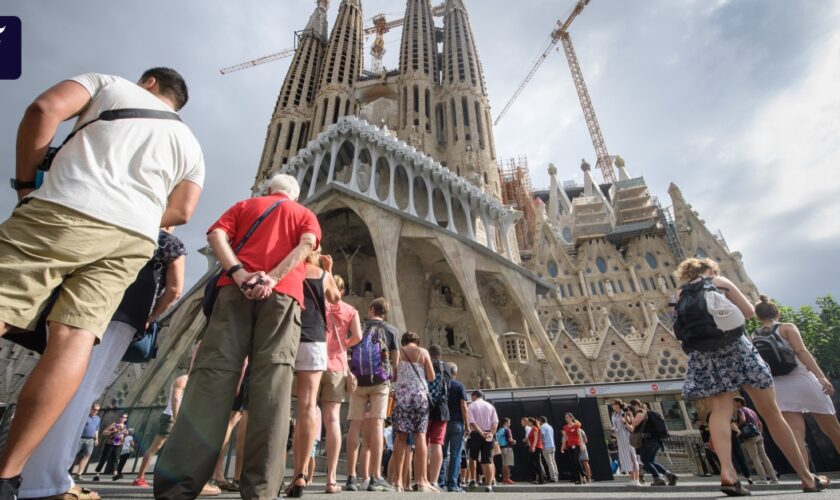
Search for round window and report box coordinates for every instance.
[645,252,658,269]
[595,257,607,273]
[547,261,558,277]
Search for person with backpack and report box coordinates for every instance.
[344,298,400,493]
[733,397,778,484]
[390,331,436,492]
[426,344,451,490]
[674,257,828,496]
[754,296,840,466]
[496,418,516,484]
[627,400,677,487]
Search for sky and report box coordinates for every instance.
[0,0,838,308]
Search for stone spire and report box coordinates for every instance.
[441,0,500,198]
[398,0,440,155]
[312,0,364,134]
[253,0,329,192]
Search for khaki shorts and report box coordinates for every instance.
[0,199,155,339]
[348,383,389,420]
[319,370,347,403]
[501,447,515,467]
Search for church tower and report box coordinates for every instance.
[253,0,329,192]
[441,0,500,198]
[312,0,364,134]
[397,0,440,157]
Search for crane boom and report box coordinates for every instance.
[492,0,615,183]
[559,31,615,184]
[220,47,297,75]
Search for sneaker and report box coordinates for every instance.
[502,479,515,484]
[367,477,395,492]
[344,476,359,492]
[447,486,465,492]
[220,479,240,492]
[667,473,678,486]
[752,479,767,485]
[768,478,779,485]
[485,485,494,493]
[0,476,21,500]
[626,480,640,487]
[131,478,150,487]
[468,480,477,489]
[113,473,124,481]
[651,478,667,486]
[92,474,100,482]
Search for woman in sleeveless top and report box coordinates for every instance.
[390,331,435,492]
[675,258,827,495]
[754,296,840,463]
[320,275,362,494]
[287,251,341,497]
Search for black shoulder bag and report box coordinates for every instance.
[202,200,285,318]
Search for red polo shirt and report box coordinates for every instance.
[207,193,321,306]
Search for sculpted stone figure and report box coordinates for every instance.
[452,292,465,310]
[605,280,615,298]
[657,275,668,294]
[454,329,475,356]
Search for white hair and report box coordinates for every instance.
[268,173,300,201]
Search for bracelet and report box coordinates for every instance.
[225,264,243,278]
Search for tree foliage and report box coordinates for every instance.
[747,295,840,378]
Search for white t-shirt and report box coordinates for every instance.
[32,73,205,241]
[121,435,134,455]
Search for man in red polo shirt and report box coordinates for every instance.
[154,174,321,500]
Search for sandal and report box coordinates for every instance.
[803,474,830,493]
[285,473,307,498]
[720,480,751,497]
[37,485,101,500]
[325,482,341,494]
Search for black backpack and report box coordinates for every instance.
[752,324,797,376]
[428,360,451,408]
[645,410,670,439]
[673,278,741,352]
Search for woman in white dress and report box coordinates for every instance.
[754,296,840,462]
[610,400,640,486]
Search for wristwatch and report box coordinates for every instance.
[225,264,244,278]
[9,178,37,190]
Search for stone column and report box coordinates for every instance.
[435,237,516,388]
[348,136,362,193]
[443,188,456,233]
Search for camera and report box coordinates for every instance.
[40,146,60,172]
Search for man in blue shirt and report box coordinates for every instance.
[71,403,101,480]
[539,416,558,482]
[439,362,469,492]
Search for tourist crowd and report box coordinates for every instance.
[0,68,837,500]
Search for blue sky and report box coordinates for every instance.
[1,0,838,307]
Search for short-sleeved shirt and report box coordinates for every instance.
[325,301,358,372]
[540,422,555,449]
[430,360,452,422]
[121,435,134,455]
[739,407,762,431]
[467,398,498,432]
[81,415,101,439]
[528,425,543,450]
[32,73,205,242]
[384,427,394,450]
[563,422,582,448]
[447,379,469,422]
[361,319,398,353]
[208,192,321,306]
[106,424,127,446]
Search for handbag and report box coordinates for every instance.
[739,422,761,441]
[629,431,643,449]
[202,200,285,317]
[122,321,160,363]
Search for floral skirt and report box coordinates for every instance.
[682,336,773,400]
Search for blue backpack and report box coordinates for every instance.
[349,322,391,386]
[496,428,509,447]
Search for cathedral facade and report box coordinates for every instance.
[0,0,758,409]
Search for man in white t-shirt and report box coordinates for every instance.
[0,68,204,495]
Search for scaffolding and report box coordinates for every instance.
[497,155,537,251]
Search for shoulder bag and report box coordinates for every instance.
[202,200,285,318]
[330,305,359,394]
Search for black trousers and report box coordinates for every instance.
[565,446,584,483]
[94,444,119,474]
[529,450,545,483]
[117,453,130,474]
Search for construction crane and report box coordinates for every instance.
[220,3,445,75]
[493,0,616,184]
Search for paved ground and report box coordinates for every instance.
[69,474,840,499]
